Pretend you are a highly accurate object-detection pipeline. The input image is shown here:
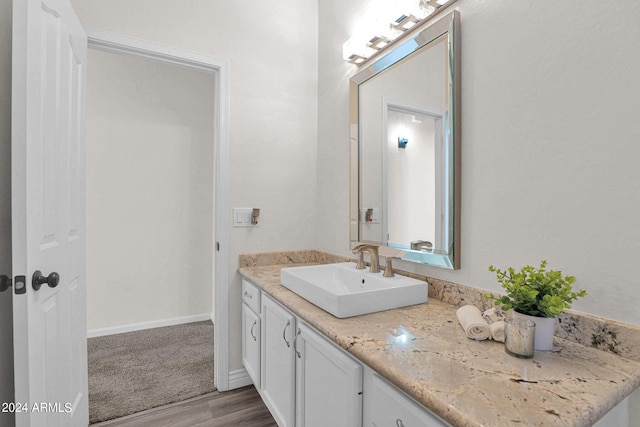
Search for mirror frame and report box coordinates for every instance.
[349,10,460,269]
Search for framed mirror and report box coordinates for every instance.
[349,10,460,269]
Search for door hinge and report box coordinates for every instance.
[0,275,11,293]
[14,275,26,294]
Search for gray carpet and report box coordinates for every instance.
[88,320,215,424]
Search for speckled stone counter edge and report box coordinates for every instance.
[238,249,640,363]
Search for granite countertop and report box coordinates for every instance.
[238,260,640,427]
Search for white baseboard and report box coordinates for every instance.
[228,368,253,390]
[87,313,212,338]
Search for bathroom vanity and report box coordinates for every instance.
[242,277,447,427]
[239,251,640,427]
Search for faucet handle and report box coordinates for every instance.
[383,257,400,277]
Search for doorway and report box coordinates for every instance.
[85,47,215,335]
[84,28,231,417]
[382,100,447,252]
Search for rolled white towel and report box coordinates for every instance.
[482,307,504,324]
[456,305,491,341]
[490,320,505,343]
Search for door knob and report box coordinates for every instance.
[0,275,11,292]
[32,270,60,291]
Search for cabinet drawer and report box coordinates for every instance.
[242,279,261,313]
[366,373,448,427]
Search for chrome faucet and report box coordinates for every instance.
[352,244,380,273]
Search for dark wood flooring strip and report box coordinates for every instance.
[90,386,276,427]
[210,404,278,427]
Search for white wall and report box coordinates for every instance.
[71,0,319,368]
[319,1,640,415]
[0,0,14,424]
[318,0,640,327]
[85,49,215,330]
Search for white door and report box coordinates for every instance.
[295,323,362,427]
[261,294,296,427]
[12,0,88,426]
[241,303,261,388]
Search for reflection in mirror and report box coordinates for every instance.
[350,11,460,269]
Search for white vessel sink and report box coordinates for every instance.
[280,262,428,318]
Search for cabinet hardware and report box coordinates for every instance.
[250,320,257,341]
[283,319,291,347]
[294,328,301,358]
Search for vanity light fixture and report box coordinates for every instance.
[368,35,392,50]
[343,0,456,65]
[391,14,422,32]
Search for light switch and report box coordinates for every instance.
[233,208,258,227]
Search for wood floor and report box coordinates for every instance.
[90,386,277,427]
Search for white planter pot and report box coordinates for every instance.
[513,311,556,351]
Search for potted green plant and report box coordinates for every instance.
[484,260,587,350]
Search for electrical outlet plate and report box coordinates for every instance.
[361,208,380,224]
[233,208,258,227]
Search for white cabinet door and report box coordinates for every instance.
[12,0,88,426]
[295,322,362,427]
[364,368,448,427]
[261,294,296,427]
[242,303,261,388]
